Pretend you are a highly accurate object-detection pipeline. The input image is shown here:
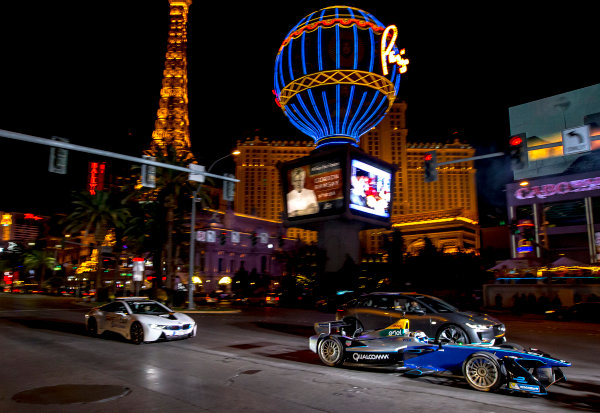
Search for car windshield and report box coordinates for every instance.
[415,296,458,313]
[128,302,171,315]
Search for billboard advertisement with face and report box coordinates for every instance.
[286,159,344,219]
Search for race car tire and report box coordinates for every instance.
[130,322,145,345]
[436,324,470,344]
[87,317,98,337]
[317,336,345,367]
[462,352,505,392]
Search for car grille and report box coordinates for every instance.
[165,324,191,330]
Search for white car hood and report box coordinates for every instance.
[135,312,194,325]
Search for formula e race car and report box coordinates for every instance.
[309,319,570,395]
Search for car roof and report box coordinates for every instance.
[116,297,152,301]
[359,292,426,297]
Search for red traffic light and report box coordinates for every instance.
[424,153,433,161]
[509,136,523,146]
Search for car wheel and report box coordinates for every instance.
[87,317,98,336]
[436,324,470,344]
[317,336,345,367]
[462,352,504,392]
[130,322,145,345]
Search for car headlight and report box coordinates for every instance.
[150,324,169,330]
[466,322,493,331]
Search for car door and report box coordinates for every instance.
[103,302,130,333]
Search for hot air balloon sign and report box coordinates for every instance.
[274,6,408,149]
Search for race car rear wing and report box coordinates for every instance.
[313,320,351,335]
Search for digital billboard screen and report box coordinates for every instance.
[285,158,344,220]
[349,158,392,219]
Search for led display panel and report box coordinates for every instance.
[348,159,392,219]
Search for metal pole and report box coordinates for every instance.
[0,129,238,182]
[186,151,239,309]
[187,185,199,310]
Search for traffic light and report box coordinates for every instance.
[220,231,227,245]
[423,150,438,182]
[508,134,527,170]
[48,137,69,174]
[251,232,258,246]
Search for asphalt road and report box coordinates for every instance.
[0,293,598,412]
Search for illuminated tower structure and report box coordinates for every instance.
[148,0,193,160]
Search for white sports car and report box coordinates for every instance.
[85,298,197,344]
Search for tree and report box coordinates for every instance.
[134,147,197,290]
[61,190,131,293]
[22,249,56,288]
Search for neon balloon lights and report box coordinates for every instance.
[274,6,408,149]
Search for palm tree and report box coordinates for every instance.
[137,147,197,289]
[22,249,55,289]
[61,190,131,293]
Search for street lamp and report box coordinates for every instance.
[187,150,240,309]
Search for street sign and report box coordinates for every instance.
[259,232,268,244]
[562,125,590,155]
[133,258,144,281]
[196,231,206,242]
[231,231,240,243]
[206,230,216,243]
[189,163,206,183]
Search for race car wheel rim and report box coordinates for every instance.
[464,356,500,390]
[130,323,144,345]
[438,325,469,344]
[319,337,343,366]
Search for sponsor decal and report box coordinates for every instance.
[509,382,540,392]
[387,329,405,336]
[351,352,391,362]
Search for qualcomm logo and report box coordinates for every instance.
[352,353,390,362]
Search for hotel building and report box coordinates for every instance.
[233,101,479,257]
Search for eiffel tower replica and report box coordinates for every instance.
[147,0,194,162]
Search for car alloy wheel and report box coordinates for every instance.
[437,324,469,344]
[318,336,344,367]
[462,352,504,392]
[130,322,144,345]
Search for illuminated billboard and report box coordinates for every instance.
[349,159,392,219]
[281,145,394,228]
[509,83,600,163]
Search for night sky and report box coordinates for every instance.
[0,1,597,221]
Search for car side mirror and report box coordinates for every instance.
[115,311,127,316]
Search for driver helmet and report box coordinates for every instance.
[412,330,428,343]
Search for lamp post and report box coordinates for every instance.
[187,150,240,309]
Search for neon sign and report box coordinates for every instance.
[515,176,600,200]
[88,162,106,195]
[381,25,409,76]
[24,213,43,221]
[1,214,12,227]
